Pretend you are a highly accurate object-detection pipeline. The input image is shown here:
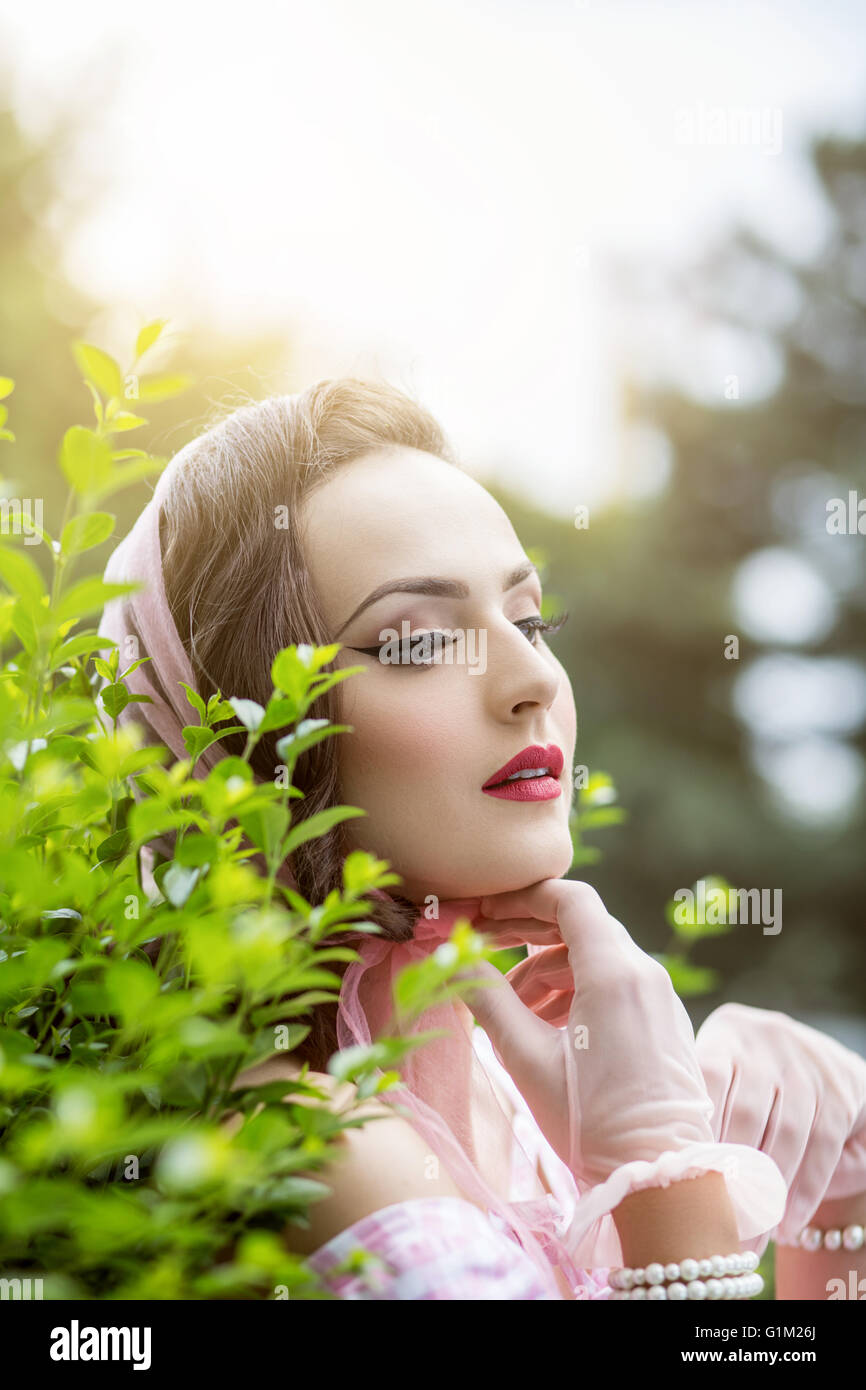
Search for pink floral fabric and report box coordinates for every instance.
[305,1025,614,1302]
[305,1195,612,1301]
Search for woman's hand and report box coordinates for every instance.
[461,878,717,1185]
[694,1002,866,1238]
[503,949,866,1236]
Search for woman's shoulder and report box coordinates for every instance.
[231,1054,480,1255]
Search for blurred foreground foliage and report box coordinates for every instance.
[0,333,501,1299]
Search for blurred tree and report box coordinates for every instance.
[0,103,95,502]
[491,134,866,1033]
[0,95,297,572]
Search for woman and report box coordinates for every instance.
[97,379,866,1301]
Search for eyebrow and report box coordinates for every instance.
[333,559,541,638]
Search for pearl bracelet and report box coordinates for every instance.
[611,1272,764,1300]
[776,1223,865,1252]
[609,1249,760,1289]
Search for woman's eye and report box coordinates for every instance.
[346,612,571,666]
[393,631,456,666]
[515,612,570,646]
[347,631,459,666]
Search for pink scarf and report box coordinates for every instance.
[96,452,593,1296]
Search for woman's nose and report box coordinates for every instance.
[481,621,561,717]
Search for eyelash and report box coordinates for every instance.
[348,611,570,667]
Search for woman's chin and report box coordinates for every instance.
[384,833,575,905]
[424,856,574,902]
[493,840,575,890]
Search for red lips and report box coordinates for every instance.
[482,743,564,800]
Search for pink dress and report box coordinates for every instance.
[305,1028,613,1300]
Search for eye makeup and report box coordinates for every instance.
[344,611,569,668]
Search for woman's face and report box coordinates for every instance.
[299,447,577,904]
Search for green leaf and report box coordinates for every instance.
[174,833,219,867]
[208,694,237,724]
[162,862,201,907]
[118,744,169,777]
[0,378,13,400]
[60,512,115,556]
[576,807,627,831]
[275,720,350,763]
[11,601,39,652]
[328,1038,424,1081]
[342,850,400,899]
[55,578,138,624]
[72,342,125,401]
[89,458,166,503]
[57,633,116,663]
[282,805,366,857]
[653,953,720,997]
[129,800,186,843]
[182,725,219,760]
[103,959,160,1020]
[96,829,132,864]
[0,545,47,601]
[259,697,305,734]
[133,374,192,403]
[180,682,206,720]
[59,427,113,496]
[665,876,738,940]
[228,698,265,732]
[135,320,168,359]
[118,657,150,681]
[237,803,290,857]
[100,683,129,719]
[580,772,619,808]
[106,412,147,433]
[271,644,340,700]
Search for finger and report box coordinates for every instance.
[509,973,566,1013]
[474,918,563,949]
[507,975,572,1026]
[711,1058,771,1151]
[533,993,572,1027]
[455,958,555,1088]
[480,880,570,925]
[826,1130,866,1200]
[505,945,572,1006]
[505,947,572,1026]
[780,1094,852,1234]
[484,879,637,975]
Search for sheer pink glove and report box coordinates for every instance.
[695,1002,866,1244]
[463,880,786,1264]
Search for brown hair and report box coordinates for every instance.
[157,377,459,1069]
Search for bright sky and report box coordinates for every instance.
[3,0,866,518]
[4,0,866,822]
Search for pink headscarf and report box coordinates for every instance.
[97,442,229,781]
[95,446,599,1296]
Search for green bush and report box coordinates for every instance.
[0,330,497,1299]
